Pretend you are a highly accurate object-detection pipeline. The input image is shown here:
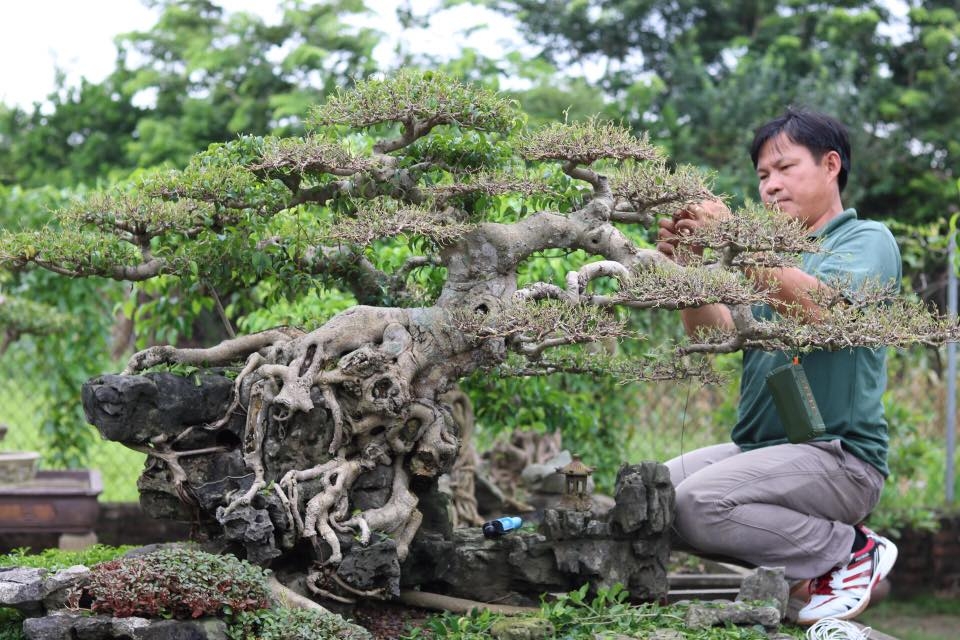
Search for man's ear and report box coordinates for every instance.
[823,150,842,180]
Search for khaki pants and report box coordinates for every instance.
[665,440,885,580]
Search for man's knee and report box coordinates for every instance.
[674,484,729,550]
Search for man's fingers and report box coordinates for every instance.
[656,241,676,258]
[675,219,697,235]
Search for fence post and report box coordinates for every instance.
[947,221,957,505]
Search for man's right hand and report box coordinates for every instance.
[657,199,730,262]
[656,216,682,261]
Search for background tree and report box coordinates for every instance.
[474,0,959,226]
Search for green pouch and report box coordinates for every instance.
[765,359,825,444]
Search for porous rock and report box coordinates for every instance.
[490,616,555,640]
[683,601,782,629]
[736,565,789,617]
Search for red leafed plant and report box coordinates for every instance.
[69,546,273,619]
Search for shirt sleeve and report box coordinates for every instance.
[812,222,902,296]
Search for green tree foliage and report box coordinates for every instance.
[477,0,960,226]
[117,0,379,168]
[0,0,380,190]
[0,0,382,469]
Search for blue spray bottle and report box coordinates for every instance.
[482,516,522,539]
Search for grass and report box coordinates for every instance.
[860,595,960,640]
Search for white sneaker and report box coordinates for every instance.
[857,524,898,582]
[796,532,897,625]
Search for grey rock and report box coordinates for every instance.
[338,538,401,597]
[0,567,47,611]
[490,616,555,640]
[215,503,280,565]
[40,566,90,612]
[736,566,789,618]
[23,612,228,640]
[648,630,685,640]
[473,471,508,514]
[82,373,234,443]
[610,463,674,535]
[684,601,782,629]
[23,612,151,640]
[134,618,228,640]
[522,450,571,493]
[349,463,395,511]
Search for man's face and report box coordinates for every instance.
[756,133,839,228]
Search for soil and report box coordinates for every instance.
[352,600,433,639]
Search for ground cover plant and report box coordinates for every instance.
[0,544,812,640]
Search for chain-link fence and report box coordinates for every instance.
[0,342,144,502]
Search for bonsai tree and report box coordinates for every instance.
[2,71,955,599]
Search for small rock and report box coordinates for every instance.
[134,618,229,640]
[736,566,789,617]
[684,601,781,629]
[648,630,685,640]
[0,567,47,611]
[490,616,555,640]
[41,566,89,612]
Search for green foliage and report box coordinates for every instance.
[0,609,25,640]
[0,545,135,640]
[464,365,641,492]
[309,68,522,134]
[870,371,954,536]
[75,547,272,619]
[227,606,370,640]
[0,294,69,342]
[0,544,133,571]
[402,583,801,639]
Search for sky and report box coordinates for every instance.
[0,0,524,109]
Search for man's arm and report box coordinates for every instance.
[748,267,833,322]
[681,305,735,336]
[659,201,737,337]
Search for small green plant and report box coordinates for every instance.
[70,547,272,619]
[227,607,371,640]
[401,584,806,639]
[0,544,133,571]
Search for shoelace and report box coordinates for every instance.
[806,618,873,640]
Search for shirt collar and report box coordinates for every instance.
[809,208,857,238]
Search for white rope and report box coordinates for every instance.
[806,618,873,640]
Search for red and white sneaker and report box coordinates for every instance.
[796,532,898,625]
[857,524,898,582]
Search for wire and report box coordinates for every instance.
[679,375,693,481]
[806,618,872,640]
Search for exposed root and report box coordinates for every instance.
[331,573,388,600]
[125,441,229,506]
[220,380,272,517]
[298,442,388,565]
[443,390,484,527]
[306,566,356,604]
[268,575,332,614]
[397,590,539,615]
[340,457,421,561]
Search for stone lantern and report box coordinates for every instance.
[556,454,593,511]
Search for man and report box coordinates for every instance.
[657,108,900,624]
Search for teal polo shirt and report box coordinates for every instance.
[732,209,902,476]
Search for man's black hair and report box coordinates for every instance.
[749,107,852,193]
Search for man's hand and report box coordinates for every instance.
[657,199,731,263]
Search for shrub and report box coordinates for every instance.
[227,607,372,640]
[0,544,132,571]
[72,547,273,619]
